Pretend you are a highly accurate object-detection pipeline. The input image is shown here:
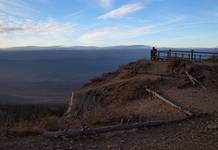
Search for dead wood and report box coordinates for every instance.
[185,72,206,89]
[178,74,205,89]
[43,118,188,139]
[185,71,196,85]
[146,89,193,116]
[64,92,75,116]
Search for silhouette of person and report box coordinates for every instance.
[151,47,157,61]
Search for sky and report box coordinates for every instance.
[0,0,218,48]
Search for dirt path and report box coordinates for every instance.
[0,114,218,150]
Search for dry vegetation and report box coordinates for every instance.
[65,59,218,130]
[1,59,218,135]
[0,104,67,137]
[1,58,218,150]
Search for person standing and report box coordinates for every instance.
[151,47,157,61]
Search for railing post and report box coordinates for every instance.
[191,50,194,62]
[168,49,171,60]
[182,53,184,59]
[199,55,202,62]
[157,51,160,61]
[175,52,177,59]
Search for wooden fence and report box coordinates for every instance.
[157,50,218,62]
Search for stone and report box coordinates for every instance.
[206,124,218,130]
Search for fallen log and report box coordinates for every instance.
[177,74,205,89]
[64,92,75,116]
[185,71,196,85]
[44,118,188,138]
[146,89,193,116]
[185,72,206,89]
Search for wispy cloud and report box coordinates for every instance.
[0,0,39,18]
[100,0,114,8]
[78,25,155,45]
[98,3,144,20]
[79,16,187,45]
[157,15,188,26]
[0,16,77,47]
[0,16,76,36]
[0,26,23,34]
[0,0,79,47]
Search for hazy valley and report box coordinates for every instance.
[0,46,151,104]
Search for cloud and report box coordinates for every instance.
[79,16,187,45]
[78,25,155,45]
[0,0,50,18]
[0,17,75,36]
[0,15,77,47]
[158,15,188,26]
[0,0,38,18]
[100,0,113,8]
[0,26,23,34]
[78,27,118,43]
[24,21,75,36]
[98,3,144,20]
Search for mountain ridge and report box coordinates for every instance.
[0,45,151,51]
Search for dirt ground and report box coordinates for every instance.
[65,60,218,128]
[0,114,217,150]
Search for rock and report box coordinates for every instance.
[68,146,74,150]
[107,145,113,149]
[206,124,218,130]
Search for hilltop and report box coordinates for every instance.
[1,59,218,150]
[65,59,218,128]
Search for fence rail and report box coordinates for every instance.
[157,50,218,62]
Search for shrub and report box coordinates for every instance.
[44,116,64,131]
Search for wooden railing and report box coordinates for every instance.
[157,50,218,62]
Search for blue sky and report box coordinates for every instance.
[0,0,218,48]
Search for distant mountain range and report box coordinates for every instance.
[0,45,216,53]
[0,45,151,51]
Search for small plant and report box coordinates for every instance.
[207,55,218,62]
[44,116,64,131]
[0,103,67,136]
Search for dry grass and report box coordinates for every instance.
[0,117,65,137]
[207,55,218,63]
[66,60,218,129]
[82,59,151,88]
[67,97,185,128]
[0,104,67,137]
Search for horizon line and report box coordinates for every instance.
[0,45,217,50]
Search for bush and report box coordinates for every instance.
[207,56,218,62]
[0,103,67,136]
[44,116,64,131]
